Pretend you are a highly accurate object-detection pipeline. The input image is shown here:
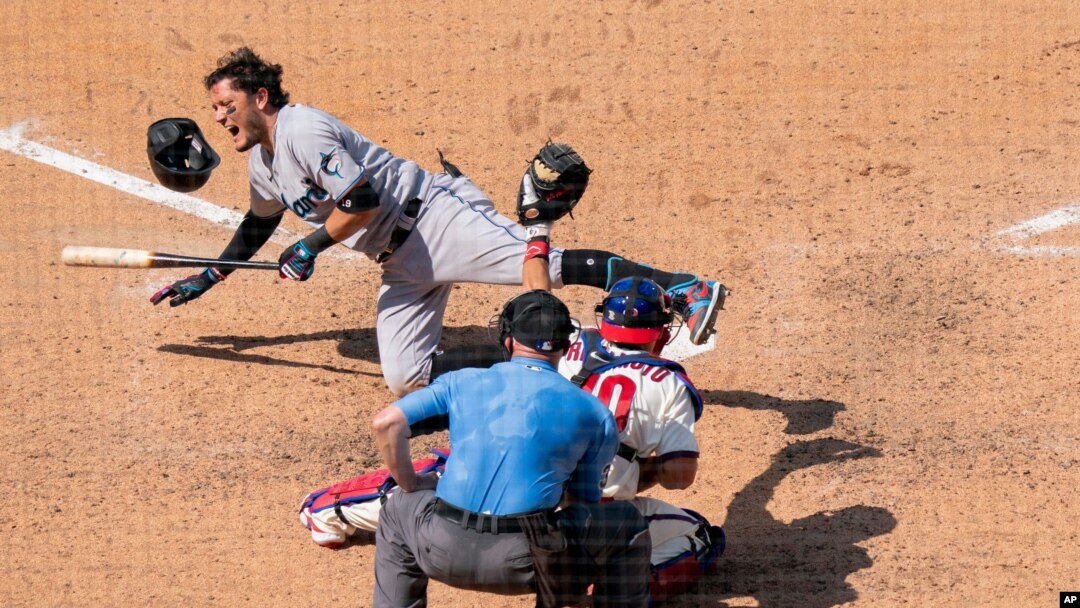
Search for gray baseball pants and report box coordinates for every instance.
[374,489,651,608]
[376,172,565,396]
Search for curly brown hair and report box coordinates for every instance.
[204,47,290,108]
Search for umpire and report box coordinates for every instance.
[372,290,651,607]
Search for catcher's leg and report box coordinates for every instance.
[298,500,351,548]
[299,487,382,547]
[631,496,726,603]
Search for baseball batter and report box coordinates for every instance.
[150,47,727,396]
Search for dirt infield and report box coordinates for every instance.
[1,1,1077,606]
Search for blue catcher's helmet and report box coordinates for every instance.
[596,277,675,345]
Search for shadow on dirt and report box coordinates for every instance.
[157,343,375,375]
[157,325,491,373]
[664,391,894,606]
[701,390,846,435]
[310,439,897,604]
[692,438,896,608]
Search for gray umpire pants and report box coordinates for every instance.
[374,489,651,608]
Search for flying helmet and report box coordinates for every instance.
[146,117,220,192]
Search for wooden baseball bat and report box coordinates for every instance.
[61,246,279,271]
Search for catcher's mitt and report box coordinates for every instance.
[516,142,592,226]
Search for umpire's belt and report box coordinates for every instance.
[433,499,554,535]
[375,197,423,263]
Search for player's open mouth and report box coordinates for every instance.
[227,126,240,137]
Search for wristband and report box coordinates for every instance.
[524,237,550,262]
[299,226,337,255]
[205,267,226,283]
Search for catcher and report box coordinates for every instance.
[149,47,727,397]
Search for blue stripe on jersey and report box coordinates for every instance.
[333,174,366,204]
[432,184,525,243]
[432,183,566,257]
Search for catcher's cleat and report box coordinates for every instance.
[668,279,729,345]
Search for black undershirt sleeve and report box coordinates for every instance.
[217,211,283,276]
[337,180,379,213]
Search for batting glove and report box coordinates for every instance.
[278,240,318,281]
[150,268,225,307]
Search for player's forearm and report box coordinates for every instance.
[522,256,551,291]
[656,457,698,490]
[521,222,553,291]
[217,211,282,275]
[372,406,419,491]
[636,457,661,492]
[324,206,376,242]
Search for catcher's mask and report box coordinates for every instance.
[147,117,220,192]
[495,290,575,353]
[596,277,675,346]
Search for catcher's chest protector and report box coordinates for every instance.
[569,329,704,421]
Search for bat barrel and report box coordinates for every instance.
[62,246,153,268]
[61,246,279,270]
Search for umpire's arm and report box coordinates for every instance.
[372,380,453,492]
[373,406,427,492]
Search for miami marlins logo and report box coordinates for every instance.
[319,148,343,178]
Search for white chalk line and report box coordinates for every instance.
[996,204,1080,239]
[993,202,1080,257]
[0,121,244,227]
[0,122,718,361]
[995,245,1080,257]
[0,121,359,260]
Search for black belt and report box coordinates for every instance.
[617,442,638,463]
[375,197,423,263]
[433,499,553,535]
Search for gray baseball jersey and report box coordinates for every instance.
[244,104,565,395]
[247,104,430,256]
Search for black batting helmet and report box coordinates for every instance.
[147,118,220,192]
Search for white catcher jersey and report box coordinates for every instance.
[559,330,702,500]
[246,104,434,257]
